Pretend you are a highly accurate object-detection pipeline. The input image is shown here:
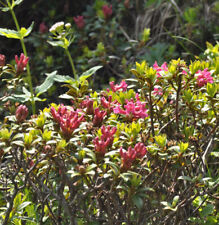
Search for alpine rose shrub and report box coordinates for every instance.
[0,49,218,225]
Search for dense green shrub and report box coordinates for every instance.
[0,42,218,224]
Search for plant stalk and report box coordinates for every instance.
[175,74,182,133]
[65,48,78,80]
[10,8,36,114]
[149,87,155,136]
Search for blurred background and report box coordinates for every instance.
[0,0,218,99]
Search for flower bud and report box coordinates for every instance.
[73,16,85,29]
[39,22,48,33]
[15,53,29,74]
[16,105,28,122]
[65,23,71,29]
[0,54,5,67]
[102,4,112,20]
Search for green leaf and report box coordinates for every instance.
[21,22,34,38]
[210,152,219,157]
[132,195,144,209]
[47,40,66,49]
[17,201,31,211]
[207,83,218,98]
[14,0,24,7]
[0,6,10,12]
[0,28,20,39]
[80,66,102,82]
[172,195,179,207]
[200,204,214,217]
[36,71,74,96]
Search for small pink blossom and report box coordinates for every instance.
[110,80,128,92]
[120,147,136,169]
[81,97,94,114]
[102,4,112,19]
[16,105,28,123]
[73,16,85,29]
[196,68,213,87]
[93,108,107,127]
[120,143,147,170]
[0,54,5,66]
[153,61,168,78]
[101,95,117,113]
[39,22,48,33]
[15,53,29,74]
[113,99,148,119]
[134,143,147,158]
[93,126,117,156]
[51,105,84,138]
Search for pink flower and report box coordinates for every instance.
[134,143,147,158]
[196,68,213,87]
[51,105,84,138]
[39,22,48,33]
[51,105,68,123]
[15,53,29,74]
[101,95,116,113]
[16,105,28,122]
[73,16,85,29]
[113,99,148,119]
[153,87,163,96]
[93,126,117,156]
[0,54,5,66]
[153,61,168,78]
[102,4,112,19]
[120,147,136,169]
[60,113,84,138]
[81,97,94,114]
[93,108,107,127]
[110,80,128,92]
[120,143,147,169]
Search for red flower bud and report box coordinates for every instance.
[73,16,85,29]
[15,53,29,74]
[0,54,5,67]
[16,104,28,122]
[39,22,48,33]
[93,108,106,127]
[120,143,147,170]
[102,4,112,20]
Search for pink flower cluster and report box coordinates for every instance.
[120,143,147,169]
[51,105,84,138]
[0,54,5,66]
[109,80,128,92]
[113,99,148,119]
[16,104,28,123]
[73,16,85,29]
[195,68,213,87]
[15,53,29,74]
[102,4,112,19]
[153,61,168,78]
[101,95,118,113]
[93,108,107,127]
[93,126,117,156]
